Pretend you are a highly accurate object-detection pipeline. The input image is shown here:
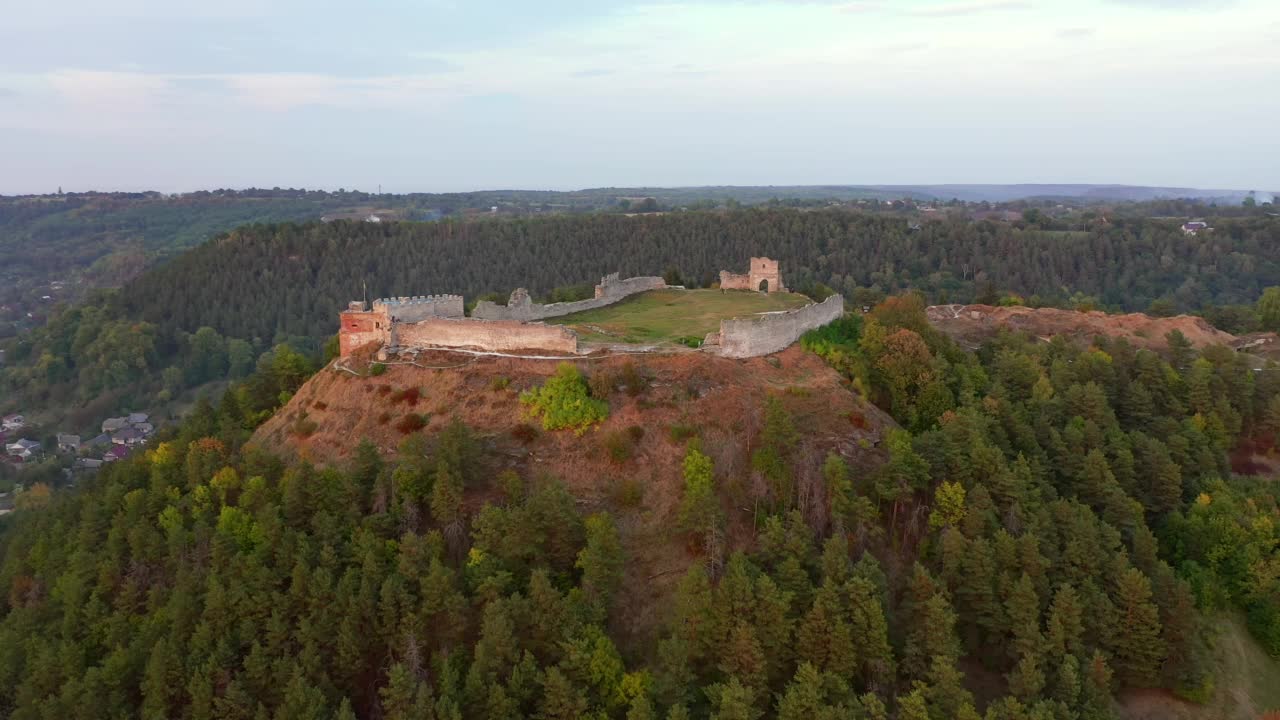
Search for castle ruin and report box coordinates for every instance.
[472,272,666,322]
[719,257,785,293]
[338,259,842,360]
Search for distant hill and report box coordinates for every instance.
[860,183,1269,203]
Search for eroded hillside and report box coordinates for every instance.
[251,346,893,644]
[926,303,1245,351]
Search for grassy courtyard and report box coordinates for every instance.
[547,288,810,345]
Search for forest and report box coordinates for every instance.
[0,293,1276,719]
[5,207,1280,434]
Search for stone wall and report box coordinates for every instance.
[720,257,786,293]
[394,318,578,354]
[373,294,465,322]
[595,273,667,300]
[472,273,665,321]
[715,294,844,358]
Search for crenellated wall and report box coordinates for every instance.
[373,294,465,322]
[715,294,844,358]
[472,273,665,321]
[394,318,578,354]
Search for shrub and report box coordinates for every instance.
[588,369,614,399]
[312,401,328,411]
[376,384,392,396]
[391,387,421,406]
[603,430,635,463]
[619,361,649,397]
[395,413,428,434]
[676,336,703,349]
[520,363,609,434]
[377,412,392,425]
[489,376,511,391]
[292,417,319,437]
[511,423,539,444]
[369,362,387,376]
[626,425,645,442]
[785,386,812,398]
[668,423,699,444]
[610,477,645,508]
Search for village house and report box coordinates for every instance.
[56,433,81,453]
[111,427,146,446]
[5,438,41,462]
[103,445,130,462]
[1,414,24,431]
[1182,221,1210,235]
[84,433,112,450]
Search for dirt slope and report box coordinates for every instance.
[250,346,892,646]
[926,304,1238,351]
[1120,614,1280,720]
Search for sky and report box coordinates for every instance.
[1,0,1277,194]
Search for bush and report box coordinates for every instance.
[668,423,699,443]
[376,384,392,396]
[489,376,511,391]
[377,412,391,425]
[603,430,635,463]
[589,370,614,399]
[676,336,703,349]
[395,413,428,434]
[511,423,539,444]
[610,477,645,508]
[292,417,318,437]
[619,361,649,397]
[369,362,387,376]
[312,401,328,411]
[390,387,421,406]
[520,363,609,434]
[626,425,645,442]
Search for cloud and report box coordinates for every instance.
[834,1,885,12]
[571,68,616,78]
[1105,0,1236,7]
[907,0,1032,17]
[1057,27,1095,38]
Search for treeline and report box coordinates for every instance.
[0,294,1276,718]
[117,209,1280,342]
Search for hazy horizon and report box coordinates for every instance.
[3,0,1277,195]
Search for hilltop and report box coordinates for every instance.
[251,346,891,643]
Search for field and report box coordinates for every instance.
[546,288,811,345]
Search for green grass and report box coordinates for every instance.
[547,289,810,345]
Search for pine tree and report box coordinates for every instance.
[709,677,763,720]
[1006,573,1044,664]
[956,537,1002,652]
[846,576,895,690]
[776,663,825,720]
[538,667,588,720]
[1045,584,1085,666]
[576,512,624,614]
[1111,568,1166,687]
[718,622,767,699]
